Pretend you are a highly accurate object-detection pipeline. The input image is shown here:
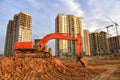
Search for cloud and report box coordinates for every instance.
[60,0,84,17]
[84,0,120,34]
[27,0,43,9]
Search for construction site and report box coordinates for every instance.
[1,10,120,80]
[1,31,120,80]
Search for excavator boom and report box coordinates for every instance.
[37,33,82,57]
[36,33,86,67]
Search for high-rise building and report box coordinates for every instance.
[90,31,109,55]
[4,11,32,56]
[55,14,83,57]
[4,20,14,56]
[84,30,90,56]
[90,32,98,55]
[100,31,109,54]
[15,11,32,42]
[108,36,120,53]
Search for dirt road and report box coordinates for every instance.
[91,65,116,80]
[61,57,120,80]
[87,59,120,80]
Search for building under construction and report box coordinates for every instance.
[108,36,120,53]
[90,31,109,55]
[4,11,32,56]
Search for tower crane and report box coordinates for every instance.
[95,27,106,32]
[106,24,113,38]
[95,24,113,38]
[105,16,119,36]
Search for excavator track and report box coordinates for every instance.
[13,49,51,58]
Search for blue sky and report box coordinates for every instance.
[0,0,120,54]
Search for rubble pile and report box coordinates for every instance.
[0,56,92,80]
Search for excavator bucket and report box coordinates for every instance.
[77,56,87,67]
[80,57,87,67]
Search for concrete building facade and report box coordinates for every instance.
[90,31,109,55]
[55,14,83,57]
[90,32,99,55]
[4,11,32,56]
[84,30,91,56]
[108,36,120,53]
[17,11,32,41]
[4,20,14,56]
[100,32,109,54]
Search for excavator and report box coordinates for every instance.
[13,33,87,67]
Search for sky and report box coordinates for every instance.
[0,0,120,54]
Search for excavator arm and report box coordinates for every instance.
[37,33,82,57]
[36,33,87,67]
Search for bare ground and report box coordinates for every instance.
[0,54,120,80]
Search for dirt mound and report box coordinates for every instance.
[0,57,92,80]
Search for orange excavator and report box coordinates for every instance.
[13,33,87,67]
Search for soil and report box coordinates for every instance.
[0,54,120,80]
